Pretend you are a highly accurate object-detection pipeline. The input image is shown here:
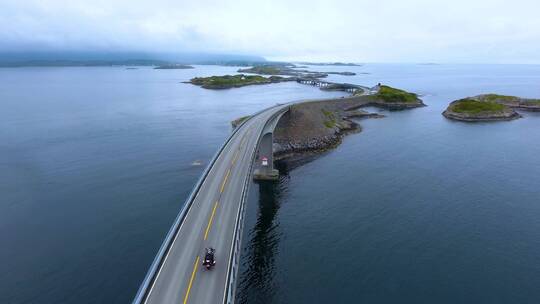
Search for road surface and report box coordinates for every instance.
[143,105,286,304]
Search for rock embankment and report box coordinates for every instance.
[272,90,422,161]
[442,96,522,122]
[229,85,423,163]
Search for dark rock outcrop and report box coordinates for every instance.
[271,93,421,161]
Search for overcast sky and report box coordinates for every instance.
[2,0,540,63]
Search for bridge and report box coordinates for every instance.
[133,104,289,304]
[296,78,369,94]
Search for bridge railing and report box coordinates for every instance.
[222,106,289,304]
[132,109,267,304]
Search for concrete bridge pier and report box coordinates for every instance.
[253,131,279,181]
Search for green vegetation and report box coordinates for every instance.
[450,98,506,114]
[322,109,337,128]
[190,74,275,88]
[478,94,540,106]
[373,85,418,103]
[239,66,283,75]
[324,120,336,128]
[523,100,540,105]
[231,115,251,128]
[480,94,520,103]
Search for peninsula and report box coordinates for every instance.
[233,85,424,162]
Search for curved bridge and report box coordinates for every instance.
[133,104,290,304]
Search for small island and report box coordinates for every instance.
[442,96,521,122]
[361,85,425,110]
[187,74,294,89]
[154,64,194,69]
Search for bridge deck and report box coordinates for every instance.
[141,105,286,304]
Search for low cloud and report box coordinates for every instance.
[2,0,540,63]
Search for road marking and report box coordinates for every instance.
[204,201,219,240]
[141,108,282,303]
[232,150,239,165]
[220,169,231,193]
[183,256,200,304]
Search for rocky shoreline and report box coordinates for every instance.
[477,94,540,112]
[442,109,521,122]
[232,86,424,163]
[441,94,539,122]
[273,94,422,162]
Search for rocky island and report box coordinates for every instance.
[442,96,521,122]
[361,85,425,110]
[187,74,295,89]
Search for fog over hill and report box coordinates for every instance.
[0,51,266,67]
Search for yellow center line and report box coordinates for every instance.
[231,150,239,165]
[204,201,219,240]
[183,256,200,304]
[220,169,231,193]
[181,129,253,304]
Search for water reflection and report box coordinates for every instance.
[237,165,288,304]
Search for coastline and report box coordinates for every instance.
[233,92,424,164]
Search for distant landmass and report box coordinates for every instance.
[296,62,362,66]
[154,64,194,69]
[0,51,266,67]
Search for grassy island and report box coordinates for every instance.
[449,98,506,114]
[442,94,540,122]
[188,74,292,89]
[358,85,424,109]
[442,96,521,122]
[373,85,419,103]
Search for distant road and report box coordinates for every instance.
[141,104,287,304]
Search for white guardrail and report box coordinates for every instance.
[222,106,289,304]
[132,105,286,304]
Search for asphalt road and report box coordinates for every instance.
[144,105,286,304]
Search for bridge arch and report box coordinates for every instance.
[253,106,289,181]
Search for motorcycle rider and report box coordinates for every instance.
[203,247,216,268]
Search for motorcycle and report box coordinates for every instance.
[202,247,216,270]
